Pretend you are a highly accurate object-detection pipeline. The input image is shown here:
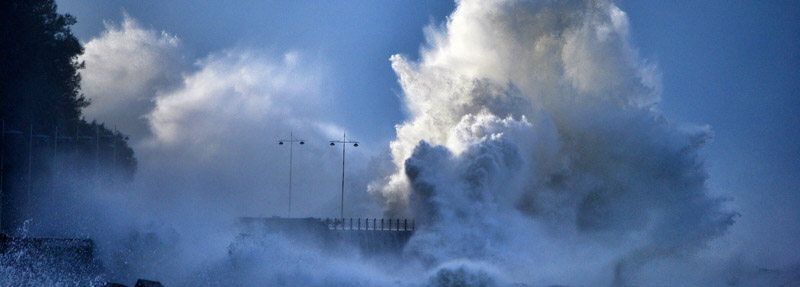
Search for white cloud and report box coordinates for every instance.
[80,14,185,140]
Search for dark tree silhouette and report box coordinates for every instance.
[1,0,136,233]
[1,0,86,124]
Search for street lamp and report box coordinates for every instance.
[278,131,304,218]
[329,132,358,219]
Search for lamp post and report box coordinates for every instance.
[329,132,358,219]
[278,132,304,218]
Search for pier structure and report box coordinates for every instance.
[237,216,415,255]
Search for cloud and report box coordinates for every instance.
[80,14,185,140]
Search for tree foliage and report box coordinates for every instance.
[1,0,86,123]
[1,0,136,233]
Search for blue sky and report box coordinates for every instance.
[57,0,799,271]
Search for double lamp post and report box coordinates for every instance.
[278,131,358,219]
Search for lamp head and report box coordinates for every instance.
[279,141,284,145]
[330,142,335,146]
[353,143,358,147]
[299,141,304,145]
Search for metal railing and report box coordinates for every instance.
[323,218,414,231]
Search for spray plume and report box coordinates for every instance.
[369,0,736,285]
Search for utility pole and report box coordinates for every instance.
[279,132,304,217]
[329,132,359,219]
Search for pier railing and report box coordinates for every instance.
[323,218,414,231]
